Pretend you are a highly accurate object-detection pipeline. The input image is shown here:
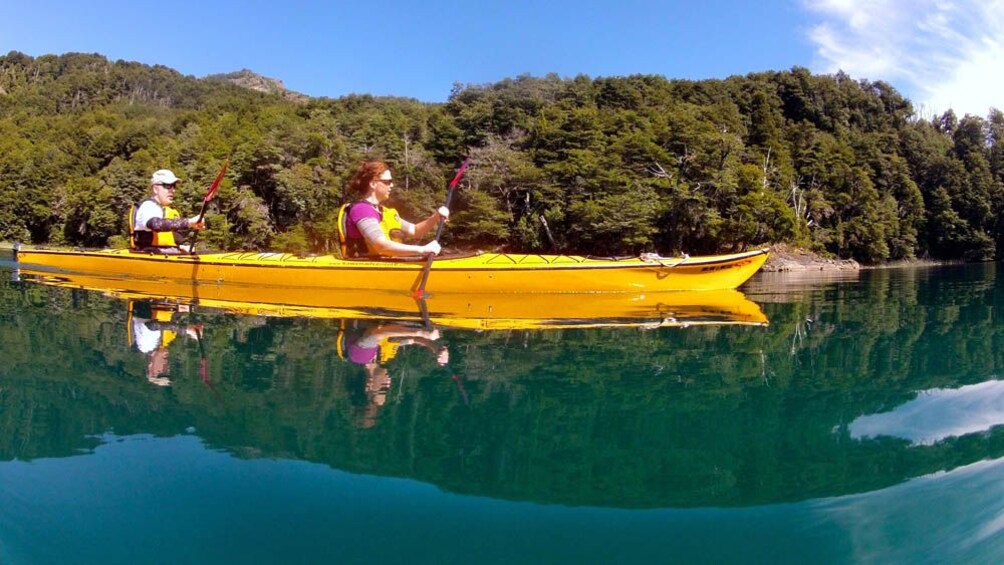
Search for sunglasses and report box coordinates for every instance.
[157,183,178,189]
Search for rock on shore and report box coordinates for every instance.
[761,244,860,272]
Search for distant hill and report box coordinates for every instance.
[0,51,269,110]
[0,51,306,110]
[204,69,308,103]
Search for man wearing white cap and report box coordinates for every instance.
[131,169,205,254]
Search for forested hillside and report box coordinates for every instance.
[2,51,1002,262]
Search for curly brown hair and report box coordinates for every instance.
[347,161,389,195]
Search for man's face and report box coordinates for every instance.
[153,182,177,206]
[146,348,170,382]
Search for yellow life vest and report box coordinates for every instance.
[379,340,401,363]
[152,307,175,323]
[129,200,180,249]
[151,305,177,345]
[337,201,405,258]
[156,207,181,248]
[160,329,177,347]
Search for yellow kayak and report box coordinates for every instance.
[14,247,768,293]
[16,268,769,330]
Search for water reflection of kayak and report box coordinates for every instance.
[16,268,768,330]
[14,247,768,293]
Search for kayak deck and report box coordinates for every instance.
[14,247,769,293]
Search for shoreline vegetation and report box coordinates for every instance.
[2,52,1003,266]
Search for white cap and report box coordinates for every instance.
[151,169,180,185]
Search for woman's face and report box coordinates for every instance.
[370,169,393,202]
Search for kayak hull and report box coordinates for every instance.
[14,248,769,293]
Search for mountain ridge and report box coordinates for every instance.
[203,68,308,102]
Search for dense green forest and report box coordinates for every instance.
[1,51,1003,263]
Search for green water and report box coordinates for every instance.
[2,258,1004,563]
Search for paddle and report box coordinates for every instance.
[412,300,469,406]
[192,321,221,399]
[188,159,229,255]
[195,325,210,385]
[451,374,470,406]
[413,158,470,299]
[417,295,433,329]
[539,214,558,252]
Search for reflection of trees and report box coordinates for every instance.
[2,264,1004,508]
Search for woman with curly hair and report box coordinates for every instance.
[340,161,449,258]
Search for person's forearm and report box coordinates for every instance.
[147,217,191,231]
[358,217,438,256]
[370,238,432,256]
[413,215,436,238]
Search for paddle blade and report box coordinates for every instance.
[412,278,435,300]
[204,158,229,203]
[448,158,470,189]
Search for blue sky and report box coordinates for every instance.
[1,0,1000,117]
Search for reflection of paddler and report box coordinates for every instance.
[131,301,181,353]
[339,321,449,428]
[347,329,400,365]
[129,301,199,387]
[341,322,449,366]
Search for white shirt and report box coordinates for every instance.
[134,200,164,231]
[132,318,162,354]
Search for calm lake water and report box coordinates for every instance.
[2,255,1004,563]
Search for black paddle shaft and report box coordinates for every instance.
[415,159,470,297]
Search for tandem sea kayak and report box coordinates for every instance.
[13,247,769,293]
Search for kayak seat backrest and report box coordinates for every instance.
[336,202,352,258]
[128,204,137,250]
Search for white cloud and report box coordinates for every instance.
[848,379,1004,445]
[804,0,1004,117]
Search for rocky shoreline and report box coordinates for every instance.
[761,244,860,272]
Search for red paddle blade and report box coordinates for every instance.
[204,159,229,203]
[449,158,470,189]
